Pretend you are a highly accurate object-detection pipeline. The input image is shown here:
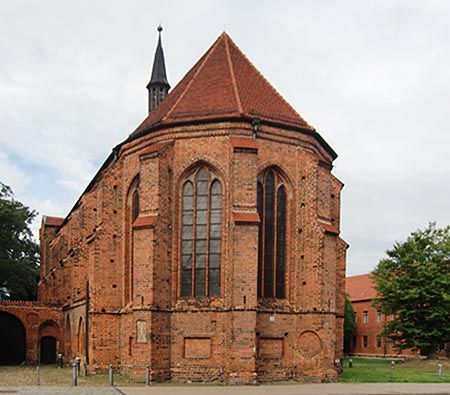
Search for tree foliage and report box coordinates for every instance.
[344,293,356,354]
[0,182,39,300]
[372,223,450,356]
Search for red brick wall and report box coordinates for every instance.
[35,120,346,382]
[350,299,417,357]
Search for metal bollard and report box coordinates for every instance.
[36,366,40,386]
[108,364,114,386]
[72,363,78,386]
[145,366,150,386]
[438,364,443,376]
[57,353,63,369]
[349,358,353,368]
[390,361,396,372]
[75,357,81,377]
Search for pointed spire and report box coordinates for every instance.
[147,24,170,113]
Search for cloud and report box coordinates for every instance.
[0,0,449,275]
[0,151,30,192]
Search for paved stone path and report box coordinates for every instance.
[0,387,119,395]
[118,383,450,395]
[0,383,449,395]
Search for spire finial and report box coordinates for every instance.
[157,23,163,33]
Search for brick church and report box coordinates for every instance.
[0,29,347,383]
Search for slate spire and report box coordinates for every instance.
[147,24,170,113]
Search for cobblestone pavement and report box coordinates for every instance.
[0,366,130,386]
[0,387,119,395]
[118,383,450,395]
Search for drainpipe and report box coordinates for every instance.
[252,118,260,139]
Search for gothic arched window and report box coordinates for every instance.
[125,175,139,304]
[180,167,222,298]
[132,190,139,222]
[257,169,287,299]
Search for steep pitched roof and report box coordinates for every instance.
[130,32,314,139]
[346,274,379,302]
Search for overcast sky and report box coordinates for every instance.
[1,0,449,276]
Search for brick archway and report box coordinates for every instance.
[0,311,26,364]
[0,301,63,363]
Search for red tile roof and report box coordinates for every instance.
[130,32,313,139]
[233,211,260,224]
[43,216,65,227]
[137,142,167,157]
[132,215,158,229]
[346,273,378,302]
[320,222,339,235]
[230,136,259,150]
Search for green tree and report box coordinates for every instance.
[344,293,356,354]
[0,182,39,300]
[372,223,450,356]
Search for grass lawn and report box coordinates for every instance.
[340,357,450,383]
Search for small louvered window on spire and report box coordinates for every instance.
[180,167,223,298]
[257,169,287,299]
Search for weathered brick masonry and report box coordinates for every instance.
[1,31,347,382]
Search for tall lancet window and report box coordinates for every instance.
[257,169,287,299]
[132,190,139,222]
[180,167,223,297]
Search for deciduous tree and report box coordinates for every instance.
[0,182,39,300]
[372,223,450,356]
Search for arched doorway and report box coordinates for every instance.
[0,311,26,364]
[38,320,60,365]
[40,336,56,364]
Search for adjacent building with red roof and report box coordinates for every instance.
[346,273,418,358]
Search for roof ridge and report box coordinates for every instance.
[224,34,243,115]
[163,35,225,121]
[347,273,371,279]
[226,35,313,129]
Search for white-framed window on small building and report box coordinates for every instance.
[377,311,382,323]
[363,311,369,324]
[376,335,382,348]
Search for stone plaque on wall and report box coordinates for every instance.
[136,320,147,343]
